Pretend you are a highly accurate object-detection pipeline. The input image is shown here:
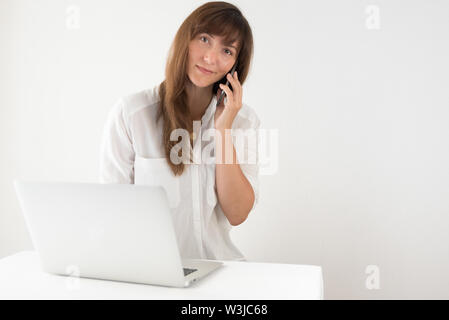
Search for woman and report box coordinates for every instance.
[99,1,260,261]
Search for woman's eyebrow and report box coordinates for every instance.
[205,33,238,50]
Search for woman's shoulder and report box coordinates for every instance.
[119,84,161,119]
[233,102,261,130]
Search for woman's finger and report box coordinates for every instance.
[219,83,234,105]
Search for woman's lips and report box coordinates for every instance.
[197,65,213,74]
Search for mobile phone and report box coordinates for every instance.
[216,61,238,107]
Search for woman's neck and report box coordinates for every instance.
[186,82,214,121]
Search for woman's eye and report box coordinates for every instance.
[200,35,232,56]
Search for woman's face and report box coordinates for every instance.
[187,32,239,88]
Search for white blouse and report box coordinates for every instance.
[99,84,260,261]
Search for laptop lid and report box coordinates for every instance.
[13,180,187,287]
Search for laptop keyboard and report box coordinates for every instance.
[183,267,198,276]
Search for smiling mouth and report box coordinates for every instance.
[197,65,214,74]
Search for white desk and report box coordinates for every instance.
[0,251,323,300]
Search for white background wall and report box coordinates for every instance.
[1,0,448,299]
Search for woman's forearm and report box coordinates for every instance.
[215,127,255,226]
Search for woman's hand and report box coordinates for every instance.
[214,71,242,130]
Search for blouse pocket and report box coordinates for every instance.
[134,156,181,209]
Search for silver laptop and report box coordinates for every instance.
[13,180,223,288]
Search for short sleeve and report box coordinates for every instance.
[99,98,135,184]
[233,108,261,214]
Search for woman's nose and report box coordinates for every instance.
[203,48,219,64]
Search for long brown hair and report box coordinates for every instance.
[156,1,254,176]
